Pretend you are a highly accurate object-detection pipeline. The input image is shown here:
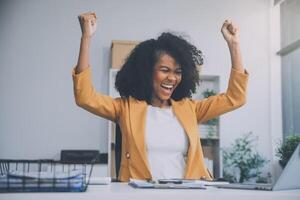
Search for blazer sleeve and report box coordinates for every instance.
[195,68,249,124]
[72,67,121,122]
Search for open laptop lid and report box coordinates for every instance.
[273,144,300,191]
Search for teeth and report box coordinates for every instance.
[161,84,174,89]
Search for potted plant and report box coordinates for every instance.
[276,134,300,168]
[222,132,269,183]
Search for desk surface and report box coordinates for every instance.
[1,183,300,200]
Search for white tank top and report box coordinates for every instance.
[145,105,188,180]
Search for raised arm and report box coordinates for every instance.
[195,20,248,123]
[221,19,244,73]
[75,12,97,74]
[73,12,121,122]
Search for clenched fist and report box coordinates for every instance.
[78,12,97,38]
[221,19,240,45]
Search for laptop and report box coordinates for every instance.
[218,144,300,191]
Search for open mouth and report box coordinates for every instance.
[161,83,175,94]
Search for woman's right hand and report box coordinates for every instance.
[221,19,239,45]
[78,12,97,38]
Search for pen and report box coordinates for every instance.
[157,179,183,184]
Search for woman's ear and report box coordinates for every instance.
[196,64,203,73]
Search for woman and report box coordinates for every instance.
[73,12,248,181]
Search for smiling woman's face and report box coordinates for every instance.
[151,53,182,108]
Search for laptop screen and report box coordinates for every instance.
[273,144,300,191]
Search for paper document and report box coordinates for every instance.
[8,170,82,180]
[129,179,206,189]
[157,178,229,186]
[87,177,111,185]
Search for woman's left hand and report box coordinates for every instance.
[221,20,240,45]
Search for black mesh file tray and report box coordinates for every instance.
[0,159,94,193]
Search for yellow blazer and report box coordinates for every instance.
[72,67,248,182]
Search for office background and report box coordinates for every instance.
[0,0,298,179]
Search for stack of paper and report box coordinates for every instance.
[129,178,229,189]
[87,177,111,185]
[8,169,82,180]
[0,170,85,192]
[129,179,206,189]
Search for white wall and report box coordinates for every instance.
[0,0,279,177]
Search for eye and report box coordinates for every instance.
[160,67,169,73]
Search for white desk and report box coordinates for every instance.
[1,183,300,200]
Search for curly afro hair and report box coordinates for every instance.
[115,32,203,104]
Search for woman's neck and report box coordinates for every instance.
[150,98,171,108]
